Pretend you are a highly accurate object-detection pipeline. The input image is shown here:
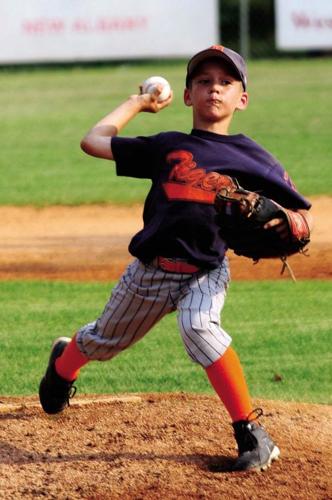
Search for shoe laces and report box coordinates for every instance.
[54,374,77,406]
[246,407,263,422]
[233,408,264,453]
[67,385,77,406]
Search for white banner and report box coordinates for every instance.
[275,0,332,50]
[0,0,218,64]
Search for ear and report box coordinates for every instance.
[183,88,192,107]
[236,91,249,111]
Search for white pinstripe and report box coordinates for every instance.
[76,257,232,367]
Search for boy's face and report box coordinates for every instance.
[184,59,248,127]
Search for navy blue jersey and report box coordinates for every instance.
[112,129,311,269]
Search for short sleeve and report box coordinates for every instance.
[265,162,312,210]
[111,136,156,179]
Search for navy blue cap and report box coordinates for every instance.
[186,45,247,90]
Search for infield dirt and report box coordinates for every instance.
[0,196,331,281]
[0,197,331,499]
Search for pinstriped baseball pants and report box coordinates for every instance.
[76,257,232,368]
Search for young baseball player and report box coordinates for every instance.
[39,45,313,472]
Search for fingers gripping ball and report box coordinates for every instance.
[142,76,171,102]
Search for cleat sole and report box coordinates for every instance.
[255,446,281,472]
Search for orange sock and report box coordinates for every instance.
[55,335,89,382]
[205,346,253,423]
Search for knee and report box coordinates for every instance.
[177,313,232,367]
[76,321,118,362]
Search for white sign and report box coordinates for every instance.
[0,0,218,64]
[275,0,332,50]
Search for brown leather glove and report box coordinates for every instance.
[214,180,310,261]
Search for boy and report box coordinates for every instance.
[39,45,313,472]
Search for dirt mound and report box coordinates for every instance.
[0,393,331,499]
[0,196,331,281]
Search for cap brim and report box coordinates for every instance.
[187,49,244,88]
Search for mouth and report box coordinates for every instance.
[207,98,222,106]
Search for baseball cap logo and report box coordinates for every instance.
[210,45,225,52]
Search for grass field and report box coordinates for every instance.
[0,57,332,205]
[0,280,330,404]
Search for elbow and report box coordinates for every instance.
[80,135,91,155]
[80,134,100,158]
[79,133,113,160]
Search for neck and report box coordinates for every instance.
[192,117,232,135]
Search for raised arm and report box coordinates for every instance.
[80,87,173,160]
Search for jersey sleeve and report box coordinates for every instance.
[235,136,311,211]
[111,135,157,179]
[263,161,311,210]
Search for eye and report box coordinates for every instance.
[197,78,211,85]
[220,79,232,86]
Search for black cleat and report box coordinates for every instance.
[39,337,77,414]
[232,409,280,472]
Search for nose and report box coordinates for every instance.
[209,80,221,93]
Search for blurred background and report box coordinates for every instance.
[220,0,332,59]
[1,0,331,205]
[1,0,331,66]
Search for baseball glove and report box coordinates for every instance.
[214,178,311,262]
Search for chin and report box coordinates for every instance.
[205,113,225,122]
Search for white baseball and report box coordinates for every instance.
[142,76,171,102]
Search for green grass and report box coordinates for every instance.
[0,57,331,205]
[0,280,330,404]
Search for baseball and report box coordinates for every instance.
[141,76,171,102]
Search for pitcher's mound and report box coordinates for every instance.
[0,393,331,499]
